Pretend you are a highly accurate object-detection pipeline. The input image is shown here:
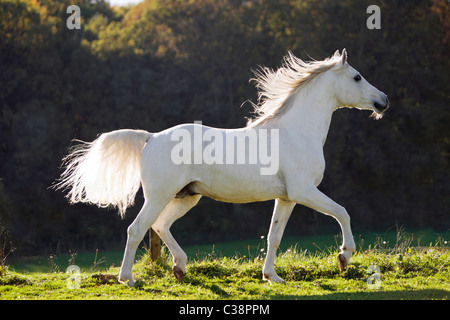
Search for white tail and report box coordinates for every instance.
[55,129,151,217]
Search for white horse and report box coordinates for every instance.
[56,49,389,286]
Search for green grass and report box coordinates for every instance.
[1,239,449,300]
[8,229,443,273]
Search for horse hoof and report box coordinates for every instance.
[337,253,348,271]
[263,273,285,285]
[172,265,185,283]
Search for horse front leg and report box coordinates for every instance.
[288,185,356,271]
[263,198,296,284]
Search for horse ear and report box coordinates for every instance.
[341,48,347,65]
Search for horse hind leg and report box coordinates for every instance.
[118,194,173,286]
[152,195,201,282]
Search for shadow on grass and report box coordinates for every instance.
[266,289,449,300]
[179,270,449,300]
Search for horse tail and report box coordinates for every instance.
[55,129,151,217]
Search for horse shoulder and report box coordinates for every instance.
[280,136,326,189]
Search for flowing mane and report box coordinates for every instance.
[246,51,342,127]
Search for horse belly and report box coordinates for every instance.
[192,166,286,203]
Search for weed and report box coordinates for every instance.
[68,250,77,266]
[48,254,59,273]
[90,249,107,272]
[0,225,14,273]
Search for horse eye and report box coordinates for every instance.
[354,74,361,82]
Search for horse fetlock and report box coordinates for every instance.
[340,243,356,253]
[263,273,285,285]
[263,269,285,285]
[173,253,188,268]
[118,273,135,287]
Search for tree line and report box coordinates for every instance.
[0,0,448,256]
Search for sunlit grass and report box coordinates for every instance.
[1,236,449,300]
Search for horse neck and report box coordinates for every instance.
[273,78,338,146]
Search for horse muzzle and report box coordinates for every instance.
[369,95,389,120]
[373,95,389,113]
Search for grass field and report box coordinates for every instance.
[8,229,444,273]
[1,230,449,300]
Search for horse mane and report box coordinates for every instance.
[246,51,342,127]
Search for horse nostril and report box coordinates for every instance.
[374,101,387,112]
